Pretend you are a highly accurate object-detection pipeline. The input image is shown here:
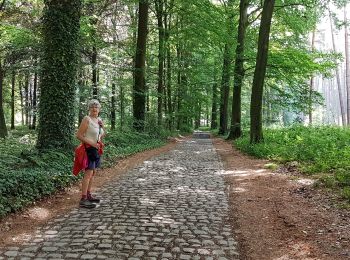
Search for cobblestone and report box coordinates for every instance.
[0,137,239,259]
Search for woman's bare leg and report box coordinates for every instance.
[82,169,94,198]
[87,169,96,193]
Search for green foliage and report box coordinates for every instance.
[0,136,79,218]
[235,126,350,200]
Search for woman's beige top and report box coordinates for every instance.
[84,116,104,143]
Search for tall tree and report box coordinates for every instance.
[37,0,82,149]
[218,0,235,135]
[31,68,38,129]
[0,61,7,138]
[133,0,149,131]
[309,29,316,125]
[227,0,249,139]
[211,81,218,129]
[155,0,165,126]
[330,11,346,126]
[250,0,275,143]
[111,82,116,130]
[344,5,350,125]
[218,44,232,135]
[11,70,15,130]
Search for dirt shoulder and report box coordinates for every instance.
[0,140,178,247]
[213,137,350,260]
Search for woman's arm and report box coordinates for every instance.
[98,119,106,139]
[76,116,99,148]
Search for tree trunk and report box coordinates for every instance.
[250,0,275,143]
[344,7,350,125]
[120,81,125,130]
[194,102,200,129]
[218,43,231,135]
[227,0,249,139]
[218,0,234,135]
[309,29,316,125]
[176,45,182,130]
[24,72,29,126]
[211,82,218,129]
[11,70,15,130]
[155,0,165,126]
[19,76,24,126]
[133,0,149,131]
[31,69,38,129]
[166,37,172,129]
[0,61,7,138]
[37,0,82,149]
[164,0,174,130]
[92,46,98,99]
[111,82,116,130]
[330,11,346,126]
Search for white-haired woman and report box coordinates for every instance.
[76,99,105,208]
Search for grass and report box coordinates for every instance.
[234,125,350,201]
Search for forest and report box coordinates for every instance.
[1,0,350,223]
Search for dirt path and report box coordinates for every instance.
[213,137,350,260]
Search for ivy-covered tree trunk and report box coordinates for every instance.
[11,70,15,130]
[250,0,275,144]
[227,0,248,140]
[133,0,149,131]
[0,62,7,138]
[78,71,84,125]
[37,0,82,149]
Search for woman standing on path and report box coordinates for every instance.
[76,99,105,208]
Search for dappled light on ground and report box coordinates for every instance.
[296,178,315,186]
[217,168,270,177]
[27,207,50,220]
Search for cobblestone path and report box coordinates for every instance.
[0,137,239,260]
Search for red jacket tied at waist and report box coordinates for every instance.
[72,144,88,176]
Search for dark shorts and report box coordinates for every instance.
[85,147,101,170]
[87,157,101,170]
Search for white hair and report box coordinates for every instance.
[87,99,101,109]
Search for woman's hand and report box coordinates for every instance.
[92,142,100,149]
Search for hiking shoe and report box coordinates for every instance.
[87,194,100,203]
[79,199,96,208]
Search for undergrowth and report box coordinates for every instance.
[234,126,350,201]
